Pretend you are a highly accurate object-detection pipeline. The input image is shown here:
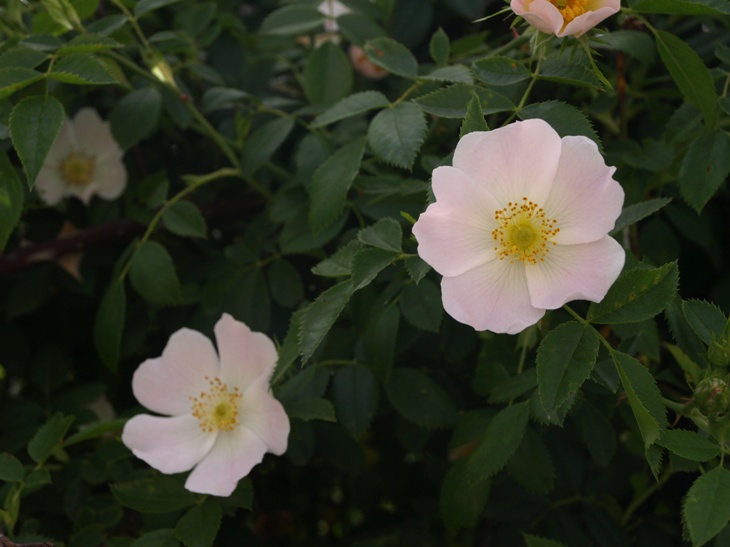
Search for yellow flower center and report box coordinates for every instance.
[190,376,242,433]
[492,197,560,265]
[60,152,95,187]
[550,0,588,24]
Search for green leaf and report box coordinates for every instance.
[386,368,456,429]
[519,100,599,146]
[657,430,720,461]
[28,413,75,464]
[540,58,602,88]
[9,95,65,187]
[241,117,294,177]
[284,398,336,422]
[404,255,430,284]
[633,0,730,15]
[0,151,24,250]
[414,84,514,118]
[111,475,196,514]
[577,401,617,466]
[466,401,531,483]
[440,460,490,529]
[611,197,672,233]
[201,87,250,113]
[678,129,730,212]
[260,5,324,36]
[472,56,531,85]
[429,27,450,66]
[487,369,537,404]
[683,467,730,546]
[523,534,568,547]
[587,262,679,324]
[64,418,127,447]
[130,529,177,547]
[129,241,183,306]
[93,280,126,371]
[363,37,418,79]
[506,428,555,494]
[303,42,353,106]
[0,47,49,69]
[134,0,182,17]
[308,138,366,233]
[162,201,207,238]
[358,218,402,252]
[666,343,702,384]
[682,300,727,346]
[333,364,379,435]
[299,281,354,362]
[536,321,599,419]
[613,351,665,448]
[460,91,489,137]
[175,500,222,547]
[0,68,44,100]
[351,248,397,290]
[364,303,399,381]
[0,453,24,483]
[268,259,304,308]
[57,34,123,55]
[595,30,656,64]
[49,53,117,85]
[655,30,717,127]
[41,0,81,30]
[399,279,443,333]
[312,240,364,278]
[421,65,473,84]
[368,102,427,170]
[110,86,162,149]
[311,91,390,128]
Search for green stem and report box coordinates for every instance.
[563,304,614,354]
[503,42,544,125]
[620,466,673,527]
[392,81,422,106]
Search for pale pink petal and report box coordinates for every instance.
[132,329,220,416]
[413,166,500,277]
[239,385,290,455]
[525,236,625,309]
[184,427,268,496]
[34,165,67,205]
[543,136,624,245]
[452,120,562,206]
[215,314,278,392]
[121,414,216,474]
[93,155,127,200]
[559,1,620,37]
[73,108,121,158]
[441,259,545,334]
[511,0,564,35]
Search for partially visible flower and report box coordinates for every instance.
[35,107,126,205]
[122,314,290,497]
[349,45,388,80]
[412,119,625,334]
[317,0,351,32]
[510,0,620,37]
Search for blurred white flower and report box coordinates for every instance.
[413,119,625,334]
[318,0,351,32]
[122,314,290,497]
[35,107,126,205]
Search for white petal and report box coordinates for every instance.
[132,328,220,416]
[525,236,625,310]
[93,155,128,201]
[543,136,624,245]
[452,120,561,206]
[441,259,545,334]
[184,426,268,497]
[73,107,122,157]
[413,166,499,277]
[121,414,216,474]
[34,165,67,205]
[240,385,290,455]
[214,314,278,392]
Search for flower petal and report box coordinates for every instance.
[73,107,123,158]
[132,328,219,416]
[452,119,562,206]
[121,414,216,474]
[215,314,278,392]
[511,0,564,35]
[441,259,545,334]
[559,1,620,37]
[184,426,268,496]
[525,236,625,310]
[34,165,67,205]
[543,136,624,245]
[240,384,290,455]
[93,154,128,201]
[413,166,499,277]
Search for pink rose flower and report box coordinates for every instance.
[511,0,620,37]
[349,45,388,80]
[35,107,126,205]
[122,314,290,497]
[412,119,625,334]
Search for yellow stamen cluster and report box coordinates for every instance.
[550,0,588,24]
[190,376,242,433]
[492,197,559,265]
[60,152,95,187]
